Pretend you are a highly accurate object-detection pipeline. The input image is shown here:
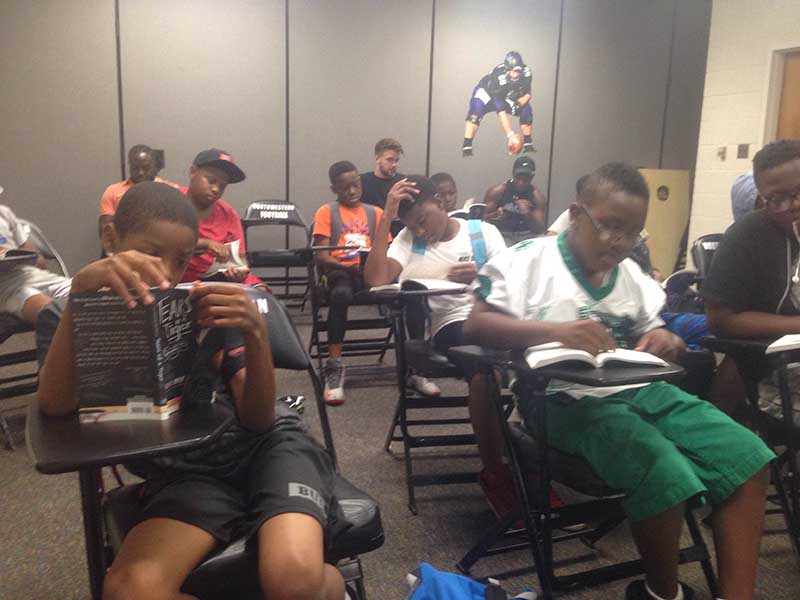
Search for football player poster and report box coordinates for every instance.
[462,51,535,158]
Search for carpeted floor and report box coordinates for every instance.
[2,313,800,600]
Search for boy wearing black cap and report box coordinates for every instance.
[484,156,547,244]
[180,148,258,285]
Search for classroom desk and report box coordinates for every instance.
[27,403,235,600]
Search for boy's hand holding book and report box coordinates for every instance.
[633,328,684,362]
[446,262,478,284]
[191,282,266,341]
[222,266,250,283]
[554,319,617,356]
[203,239,230,261]
[71,250,171,309]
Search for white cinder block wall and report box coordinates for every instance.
[689,0,800,250]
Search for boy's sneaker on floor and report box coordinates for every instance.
[481,464,578,528]
[480,464,519,520]
[408,375,441,396]
[522,142,537,154]
[462,144,474,157]
[324,358,346,406]
[625,580,695,600]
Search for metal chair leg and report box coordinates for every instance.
[384,400,401,452]
[684,508,718,596]
[79,468,107,600]
[1,414,15,451]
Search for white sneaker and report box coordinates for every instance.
[408,375,441,396]
[324,358,346,405]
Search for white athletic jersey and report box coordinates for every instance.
[0,205,30,250]
[474,234,666,399]
[388,219,506,335]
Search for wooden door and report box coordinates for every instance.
[639,169,691,277]
[777,51,800,140]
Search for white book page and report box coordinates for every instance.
[766,334,800,355]
[200,240,246,276]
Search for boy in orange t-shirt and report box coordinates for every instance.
[313,161,386,405]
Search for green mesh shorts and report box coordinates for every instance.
[518,382,774,522]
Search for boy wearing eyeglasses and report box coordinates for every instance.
[466,162,772,600]
[705,140,800,424]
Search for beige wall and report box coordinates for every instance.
[689,0,800,248]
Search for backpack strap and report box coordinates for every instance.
[412,236,427,256]
[362,203,377,240]
[467,219,488,268]
[410,219,488,267]
[327,202,342,245]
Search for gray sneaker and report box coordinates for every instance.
[324,358,346,405]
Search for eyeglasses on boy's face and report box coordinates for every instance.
[763,187,800,212]
[580,204,641,244]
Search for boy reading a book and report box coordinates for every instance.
[465,163,772,600]
[704,140,800,424]
[312,161,387,404]
[364,175,520,513]
[180,148,261,286]
[0,203,70,325]
[37,182,346,600]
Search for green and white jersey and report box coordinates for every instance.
[474,233,666,398]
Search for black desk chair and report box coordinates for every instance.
[0,220,69,450]
[449,346,717,599]
[702,336,800,561]
[379,284,512,514]
[28,289,384,600]
[241,200,313,310]
[0,312,37,449]
[308,253,395,384]
[690,233,722,283]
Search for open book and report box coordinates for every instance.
[71,284,197,421]
[199,239,247,278]
[370,278,468,294]
[524,341,668,370]
[766,334,800,355]
[0,248,38,272]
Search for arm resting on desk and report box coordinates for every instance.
[464,299,616,354]
[312,235,359,273]
[706,297,800,339]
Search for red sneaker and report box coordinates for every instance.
[549,487,565,508]
[479,464,520,520]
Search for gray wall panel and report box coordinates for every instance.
[0,0,709,272]
[119,0,286,217]
[288,0,432,223]
[548,0,674,221]
[428,0,561,209]
[660,0,711,172]
[0,0,120,271]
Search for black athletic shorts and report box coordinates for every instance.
[133,418,347,547]
[432,320,479,379]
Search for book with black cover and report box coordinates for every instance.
[71,284,197,421]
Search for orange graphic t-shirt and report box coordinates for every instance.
[312,202,387,266]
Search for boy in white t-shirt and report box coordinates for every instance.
[465,162,772,600]
[364,175,521,517]
[0,204,70,325]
